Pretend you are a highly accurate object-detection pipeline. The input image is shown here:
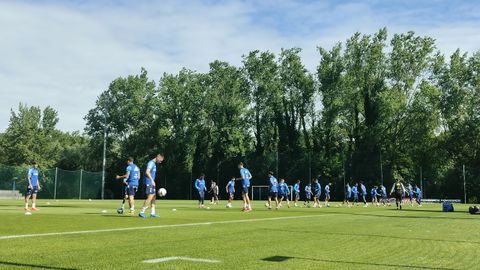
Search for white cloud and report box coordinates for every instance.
[0,0,478,132]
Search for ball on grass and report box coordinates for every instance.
[25,212,32,216]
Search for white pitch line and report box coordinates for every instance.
[0,214,332,240]
[143,256,220,263]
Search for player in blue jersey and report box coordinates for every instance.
[195,174,207,208]
[278,178,291,208]
[225,176,236,208]
[25,161,40,211]
[344,183,352,207]
[138,154,164,218]
[324,182,331,207]
[266,171,279,210]
[237,162,253,212]
[379,185,390,206]
[304,183,312,207]
[360,182,368,207]
[414,185,422,207]
[407,183,414,207]
[371,185,379,206]
[352,183,359,206]
[293,180,301,207]
[313,179,322,208]
[116,157,141,215]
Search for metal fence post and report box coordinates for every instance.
[79,169,83,200]
[54,167,58,200]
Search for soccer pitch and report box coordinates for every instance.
[0,200,478,270]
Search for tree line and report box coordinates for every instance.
[1,28,479,201]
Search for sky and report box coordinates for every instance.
[0,0,479,132]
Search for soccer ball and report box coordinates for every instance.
[226,204,232,208]
[158,188,167,197]
[116,208,124,214]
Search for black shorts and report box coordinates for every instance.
[395,191,403,201]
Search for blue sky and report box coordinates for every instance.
[0,0,479,131]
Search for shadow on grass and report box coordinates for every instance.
[261,256,456,270]
[0,261,78,270]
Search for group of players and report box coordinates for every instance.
[23,156,423,216]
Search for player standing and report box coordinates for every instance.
[237,162,253,212]
[344,183,352,207]
[390,179,407,210]
[278,178,290,208]
[116,157,140,215]
[304,183,312,207]
[293,180,301,207]
[379,184,390,206]
[324,182,331,207]
[226,177,235,208]
[360,182,368,207]
[266,171,279,210]
[195,174,207,208]
[407,183,414,207]
[371,185,379,206]
[210,180,219,205]
[313,179,322,208]
[25,161,40,211]
[352,183,359,206]
[138,154,164,218]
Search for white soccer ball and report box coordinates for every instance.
[25,212,32,216]
[158,188,167,197]
[226,204,232,208]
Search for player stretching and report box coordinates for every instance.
[352,183,359,206]
[116,157,140,215]
[139,154,164,218]
[371,185,379,206]
[360,182,368,207]
[414,185,422,207]
[304,183,312,207]
[324,182,331,207]
[344,183,352,207]
[237,162,253,212]
[266,171,279,210]
[313,179,322,208]
[226,177,235,208]
[390,179,407,210]
[195,174,207,208]
[278,179,290,208]
[293,180,301,207]
[25,161,40,211]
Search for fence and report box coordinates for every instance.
[0,164,103,199]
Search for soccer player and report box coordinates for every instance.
[344,183,352,207]
[407,183,414,207]
[313,179,322,208]
[304,183,312,207]
[414,185,422,207]
[266,171,279,210]
[138,154,164,218]
[195,174,207,208]
[25,161,40,211]
[390,179,407,210]
[360,182,368,207]
[371,185,379,206]
[116,157,140,215]
[237,162,253,212]
[293,180,301,207]
[226,177,235,208]
[209,180,219,205]
[278,178,290,208]
[324,182,331,207]
[352,183,359,206]
[379,184,390,206]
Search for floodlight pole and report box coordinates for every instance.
[420,166,423,198]
[101,114,107,200]
[380,150,384,186]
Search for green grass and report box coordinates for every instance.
[0,199,479,270]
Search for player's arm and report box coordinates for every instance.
[116,171,130,180]
[27,170,33,188]
[145,168,155,187]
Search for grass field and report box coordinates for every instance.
[0,199,479,270]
